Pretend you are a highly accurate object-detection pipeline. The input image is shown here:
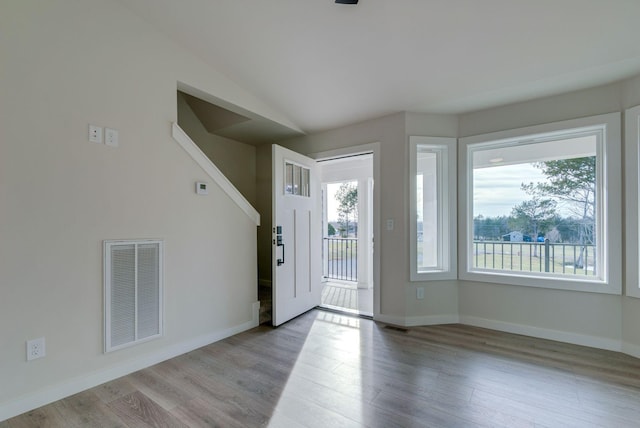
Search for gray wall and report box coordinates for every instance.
[0,0,288,419]
[3,0,640,421]
[177,92,257,206]
[280,112,460,321]
[280,80,640,356]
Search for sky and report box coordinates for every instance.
[473,163,548,218]
[326,181,356,222]
[326,164,553,221]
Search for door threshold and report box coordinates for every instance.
[317,305,373,320]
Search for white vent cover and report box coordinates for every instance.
[104,240,163,352]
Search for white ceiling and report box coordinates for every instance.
[121,0,640,135]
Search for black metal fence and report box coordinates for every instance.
[324,237,358,281]
[472,240,597,276]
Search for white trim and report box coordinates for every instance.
[374,314,410,326]
[622,341,640,360]
[310,143,382,321]
[309,143,375,161]
[171,123,260,226]
[460,315,622,352]
[375,313,459,327]
[405,314,460,327]
[0,308,259,423]
[409,136,457,281]
[624,105,640,298]
[458,113,622,295]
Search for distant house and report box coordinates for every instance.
[502,231,530,242]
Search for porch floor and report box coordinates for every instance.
[321,280,373,316]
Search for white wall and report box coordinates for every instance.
[3,0,640,421]
[0,0,291,419]
[404,113,460,325]
[457,82,629,351]
[621,76,640,356]
[281,82,640,354]
[280,112,460,322]
[177,92,257,205]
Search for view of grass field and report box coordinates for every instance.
[471,241,596,276]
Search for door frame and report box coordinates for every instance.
[308,142,381,319]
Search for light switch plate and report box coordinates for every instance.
[89,125,102,144]
[105,128,119,147]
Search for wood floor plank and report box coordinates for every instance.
[107,391,188,428]
[89,377,138,405]
[5,309,640,427]
[3,405,68,428]
[170,397,258,428]
[52,390,127,428]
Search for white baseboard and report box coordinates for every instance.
[0,303,260,423]
[460,315,622,352]
[375,313,459,327]
[375,313,640,359]
[405,314,459,327]
[622,342,640,359]
[374,314,407,326]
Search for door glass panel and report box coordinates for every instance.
[293,165,301,195]
[301,168,310,196]
[284,161,310,197]
[285,162,294,194]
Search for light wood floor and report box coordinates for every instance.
[4,309,640,427]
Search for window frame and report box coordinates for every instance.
[625,105,640,298]
[409,136,457,281]
[458,113,621,294]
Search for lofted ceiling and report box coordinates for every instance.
[122,0,640,141]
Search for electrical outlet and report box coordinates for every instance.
[416,287,425,300]
[89,125,103,144]
[105,127,119,147]
[386,218,394,231]
[26,337,46,361]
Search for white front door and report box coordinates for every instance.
[272,144,321,326]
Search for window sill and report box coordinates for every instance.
[411,270,457,282]
[460,269,621,295]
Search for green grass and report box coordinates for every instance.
[325,238,357,261]
[416,240,598,277]
[471,242,596,277]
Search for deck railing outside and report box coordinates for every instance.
[324,237,358,282]
[472,240,596,276]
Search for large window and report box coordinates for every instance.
[459,114,621,294]
[410,136,456,281]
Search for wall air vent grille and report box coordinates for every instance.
[104,240,163,352]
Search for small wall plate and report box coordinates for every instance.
[196,182,208,195]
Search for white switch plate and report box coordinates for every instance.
[386,219,394,231]
[26,337,46,361]
[89,125,102,144]
[105,128,119,147]
[416,287,425,300]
